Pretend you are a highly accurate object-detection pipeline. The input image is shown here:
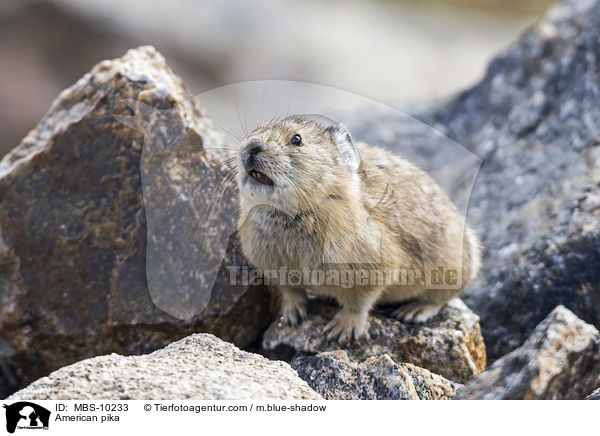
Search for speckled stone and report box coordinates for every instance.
[456,306,600,400]
[8,334,320,400]
[293,350,460,400]
[263,298,486,384]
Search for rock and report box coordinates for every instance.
[586,388,600,400]
[0,46,278,398]
[346,0,600,362]
[262,298,485,384]
[292,350,460,400]
[7,334,320,400]
[456,306,600,400]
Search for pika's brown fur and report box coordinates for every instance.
[236,117,481,343]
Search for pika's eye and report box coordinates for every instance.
[290,134,302,147]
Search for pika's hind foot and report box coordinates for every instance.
[323,310,369,344]
[280,287,307,326]
[392,302,442,323]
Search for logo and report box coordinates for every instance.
[3,402,50,433]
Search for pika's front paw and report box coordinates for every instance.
[280,289,307,326]
[392,302,442,323]
[323,310,369,344]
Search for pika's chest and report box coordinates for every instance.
[238,208,325,269]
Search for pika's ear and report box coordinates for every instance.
[327,123,360,172]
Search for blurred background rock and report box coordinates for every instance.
[0,0,554,158]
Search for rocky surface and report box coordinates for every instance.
[5,0,600,401]
[293,350,459,400]
[263,298,485,384]
[347,0,600,362]
[7,334,320,400]
[456,306,600,400]
[0,46,278,398]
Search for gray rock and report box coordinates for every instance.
[347,0,600,362]
[456,306,600,400]
[0,46,278,398]
[585,388,600,400]
[293,350,460,400]
[262,298,486,384]
[7,334,320,400]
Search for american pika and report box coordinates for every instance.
[236,116,481,343]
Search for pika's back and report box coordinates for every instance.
[357,142,460,246]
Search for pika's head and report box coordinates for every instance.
[237,116,360,213]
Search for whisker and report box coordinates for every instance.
[198,168,238,228]
[234,89,249,138]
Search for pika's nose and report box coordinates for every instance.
[241,139,263,170]
[245,139,263,156]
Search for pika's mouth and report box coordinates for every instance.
[247,168,274,186]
